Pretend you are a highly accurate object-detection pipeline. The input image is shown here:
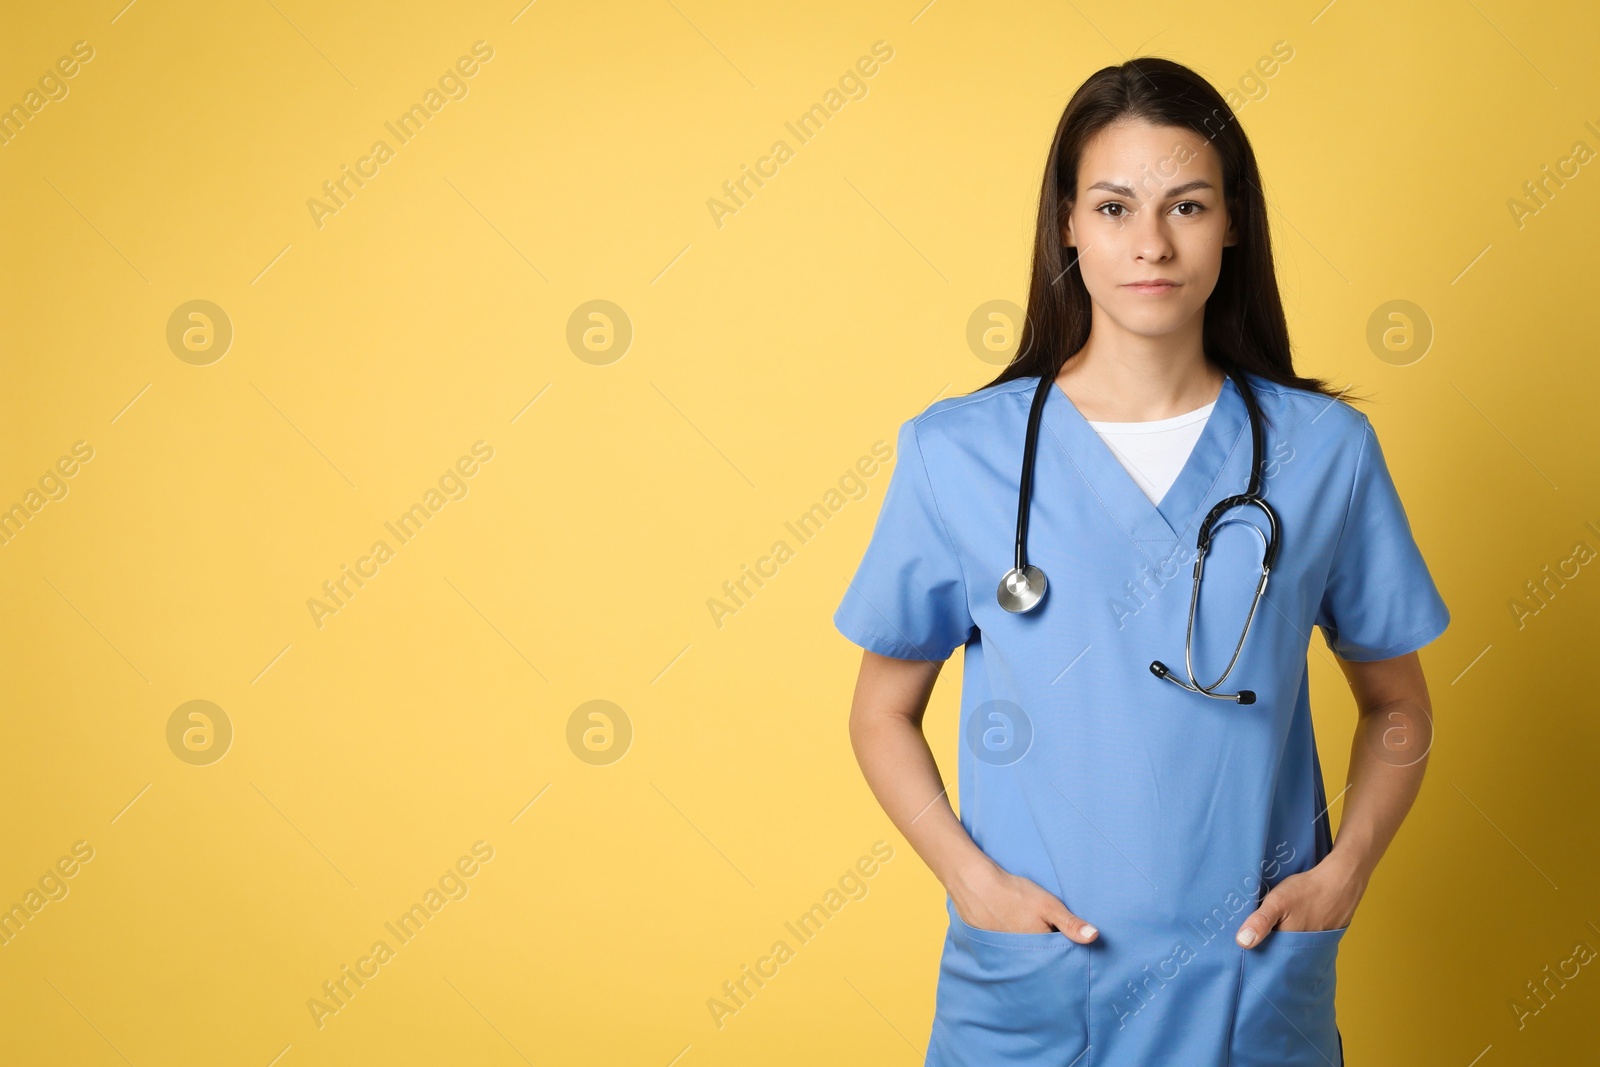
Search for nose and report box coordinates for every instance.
[1131,203,1176,260]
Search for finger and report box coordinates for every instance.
[1235,902,1280,949]
[1047,904,1099,944]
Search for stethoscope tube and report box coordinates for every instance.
[996,377,1054,613]
[999,368,1280,705]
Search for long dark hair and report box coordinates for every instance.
[979,57,1355,406]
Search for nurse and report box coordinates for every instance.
[835,57,1449,1066]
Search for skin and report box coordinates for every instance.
[846,118,1440,949]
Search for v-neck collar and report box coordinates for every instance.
[1037,372,1252,549]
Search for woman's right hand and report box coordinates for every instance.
[950,862,1099,943]
[843,652,1099,946]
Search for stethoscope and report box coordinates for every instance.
[996,370,1279,705]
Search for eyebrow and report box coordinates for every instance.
[1086,179,1215,198]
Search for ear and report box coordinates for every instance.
[1222,202,1240,248]
[1060,203,1076,248]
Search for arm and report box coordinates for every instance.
[1235,649,1434,945]
[847,648,1099,942]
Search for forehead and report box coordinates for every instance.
[1074,120,1222,197]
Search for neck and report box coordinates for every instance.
[1054,327,1223,423]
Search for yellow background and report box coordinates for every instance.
[2,0,1597,1063]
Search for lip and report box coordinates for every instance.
[1123,280,1180,293]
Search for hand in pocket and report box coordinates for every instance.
[951,864,1099,943]
[1235,861,1363,947]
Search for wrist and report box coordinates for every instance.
[1322,844,1375,892]
[943,854,1002,910]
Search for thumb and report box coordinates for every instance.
[1044,899,1099,944]
[1235,895,1283,949]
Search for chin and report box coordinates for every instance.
[1111,308,1198,335]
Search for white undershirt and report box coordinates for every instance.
[1086,401,1215,505]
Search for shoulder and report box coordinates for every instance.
[887,378,1038,485]
[1240,371,1371,453]
[900,377,1038,457]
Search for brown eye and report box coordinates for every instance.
[1172,201,1203,216]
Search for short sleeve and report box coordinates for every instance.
[1314,417,1450,661]
[833,418,976,661]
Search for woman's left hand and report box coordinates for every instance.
[1235,854,1369,948]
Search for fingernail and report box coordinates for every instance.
[1081,925,1097,938]
[1236,928,1256,946]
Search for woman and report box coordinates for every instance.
[834,57,1447,1066]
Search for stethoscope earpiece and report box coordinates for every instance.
[1150,661,1256,704]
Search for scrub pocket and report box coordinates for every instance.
[1230,925,1346,1067]
[926,897,1091,1067]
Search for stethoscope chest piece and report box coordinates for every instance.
[997,565,1047,613]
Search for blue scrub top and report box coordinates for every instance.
[834,372,1449,1067]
